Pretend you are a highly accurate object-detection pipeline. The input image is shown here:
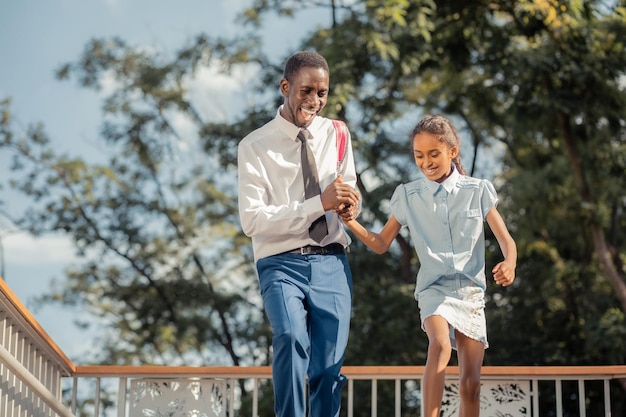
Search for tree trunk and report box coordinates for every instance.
[589,226,626,312]
[558,112,626,313]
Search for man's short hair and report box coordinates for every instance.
[283,51,329,82]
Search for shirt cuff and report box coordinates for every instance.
[303,195,325,220]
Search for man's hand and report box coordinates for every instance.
[321,175,360,213]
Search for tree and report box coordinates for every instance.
[0,37,271,367]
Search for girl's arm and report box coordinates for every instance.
[486,207,517,287]
[344,216,402,254]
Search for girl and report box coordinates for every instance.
[342,114,517,417]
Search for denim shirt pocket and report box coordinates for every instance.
[466,209,482,219]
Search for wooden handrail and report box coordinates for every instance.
[345,365,626,378]
[73,364,626,379]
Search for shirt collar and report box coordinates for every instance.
[431,164,460,195]
[275,106,323,141]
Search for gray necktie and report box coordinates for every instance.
[298,129,328,243]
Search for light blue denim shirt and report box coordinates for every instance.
[390,166,498,295]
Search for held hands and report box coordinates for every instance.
[321,175,360,221]
[492,260,516,287]
[335,202,356,222]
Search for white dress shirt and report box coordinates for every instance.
[238,107,357,262]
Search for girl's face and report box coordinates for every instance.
[413,132,458,183]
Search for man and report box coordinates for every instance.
[237,50,360,417]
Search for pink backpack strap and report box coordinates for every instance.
[331,119,348,173]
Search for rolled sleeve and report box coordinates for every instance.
[480,180,498,219]
[390,184,407,226]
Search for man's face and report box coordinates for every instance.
[279,66,329,128]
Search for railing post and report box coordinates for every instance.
[118,377,127,417]
[371,379,377,417]
[604,379,611,417]
[556,379,563,417]
[72,376,78,414]
[578,379,586,417]
[347,378,354,417]
[394,379,401,417]
[252,377,259,417]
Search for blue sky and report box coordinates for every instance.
[0,0,326,360]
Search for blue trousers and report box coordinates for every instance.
[257,252,353,417]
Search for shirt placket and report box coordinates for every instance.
[435,186,454,274]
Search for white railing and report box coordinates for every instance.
[0,278,75,417]
[68,364,626,417]
[2,277,626,417]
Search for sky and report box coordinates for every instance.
[0,0,327,361]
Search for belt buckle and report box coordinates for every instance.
[302,245,324,255]
[295,244,339,255]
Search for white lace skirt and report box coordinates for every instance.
[417,275,488,349]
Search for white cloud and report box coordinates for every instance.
[186,62,261,123]
[3,231,78,265]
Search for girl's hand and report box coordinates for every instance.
[334,203,356,222]
[492,261,516,287]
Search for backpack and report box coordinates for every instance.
[331,119,348,175]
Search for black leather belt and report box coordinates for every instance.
[282,243,345,255]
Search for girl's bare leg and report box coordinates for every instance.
[422,315,453,417]
[455,330,485,417]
